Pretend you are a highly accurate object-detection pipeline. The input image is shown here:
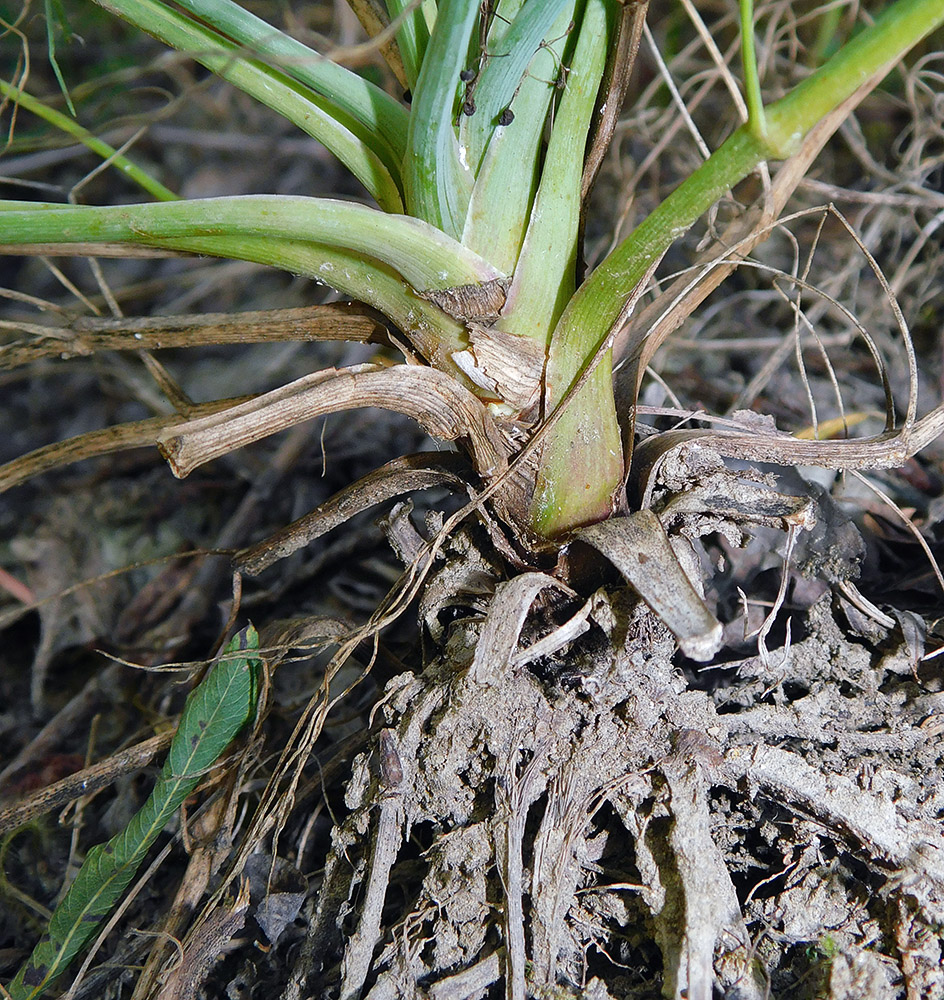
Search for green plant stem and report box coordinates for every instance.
[534,0,944,535]
[739,0,767,138]
[811,5,845,67]
[0,81,178,202]
[43,0,76,116]
[761,0,944,158]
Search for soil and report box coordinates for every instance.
[1,6,943,1000]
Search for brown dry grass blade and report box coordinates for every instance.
[0,396,254,493]
[0,304,387,369]
[157,363,508,481]
[235,451,473,576]
[576,511,722,661]
[345,0,409,90]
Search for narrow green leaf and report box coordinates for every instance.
[386,0,431,91]
[0,81,178,202]
[739,0,767,139]
[403,0,477,237]
[459,0,572,173]
[6,627,261,1000]
[0,195,503,292]
[170,0,410,168]
[43,0,76,117]
[499,0,611,348]
[461,0,578,273]
[91,0,404,211]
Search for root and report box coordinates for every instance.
[284,567,944,1000]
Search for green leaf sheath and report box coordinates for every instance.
[461,0,578,272]
[6,627,261,1000]
[403,0,478,237]
[500,0,612,349]
[459,0,572,173]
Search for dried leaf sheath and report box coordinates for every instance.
[0,303,387,369]
[157,364,509,480]
[236,452,473,576]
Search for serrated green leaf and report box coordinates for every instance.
[169,625,259,776]
[6,626,260,1000]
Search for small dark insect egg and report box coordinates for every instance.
[460,68,476,82]
[498,108,515,126]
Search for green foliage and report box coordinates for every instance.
[0,81,178,201]
[6,627,261,1000]
[2,0,943,537]
[42,0,76,116]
